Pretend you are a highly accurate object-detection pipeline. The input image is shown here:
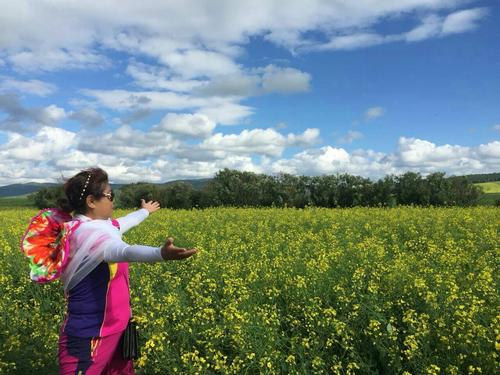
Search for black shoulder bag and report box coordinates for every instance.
[120,269,140,360]
[121,317,139,360]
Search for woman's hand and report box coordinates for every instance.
[161,237,198,260]
[141,199,160,214]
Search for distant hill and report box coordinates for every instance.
[0,182,60,197]
[462,172,500,183]
[162,178,212,190]
[0,178,213,197]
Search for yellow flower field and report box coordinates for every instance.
[0,207,498,374]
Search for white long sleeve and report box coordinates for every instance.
[103,240,164,263]
[63,212,163,292]
[116,208,149,234]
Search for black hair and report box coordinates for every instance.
[57,167,110,215]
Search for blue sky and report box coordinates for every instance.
[0,0,499,185]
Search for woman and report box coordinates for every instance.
[57,167,197,374]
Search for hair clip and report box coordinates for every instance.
[79,173,92,201]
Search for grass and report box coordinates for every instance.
[474,181,500,194]
[0,194,36,208]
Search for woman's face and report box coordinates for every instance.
[86,183,114,220]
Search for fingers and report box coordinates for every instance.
[142,199,158,204]
[144,200,160,208]
[176,248,198,259]
[170,246,191,254]
[162,235,197,260]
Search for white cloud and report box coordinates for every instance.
[152,113,216,139]
[126,61,311,100]
[43,105,66,123]
[151,155,263,181]
[304,6,489,52]
[396,136,470,166]
[77,125,180,159]
[287,128,320,146]
[0,126,76,161]
[364,106,385,121]
[260,65,311,94]
[81,89,253,126]
[404,7,488,42]
[404,14,443,42]
[390,137,500,176]
[265,145,397,178]
[192,64,311,98]
[81,88,256,126]
[0,1,483,73]
[0,93,67,132]
[200,128,289,158]
[115,62,309,129]
[125,62,205,92]
[199,127,320,158]
[0,77,57,96]
[264,137,499,180]
[194,102,254,125]
[159,49,241,79]
[441,7,488,35]
[43,152,160,188]
[314,33,387,51]
[194,74,260,97]
[1,127,499,185]
[68,107,105,128]
[268,146,351,175]
[8,49,109,72]
[81,89,203,111]
[476,141,500,160]
[336,130,364,144]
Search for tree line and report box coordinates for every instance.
[463,172,500,183]
[30,169,490,210]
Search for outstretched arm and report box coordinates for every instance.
[104,240,164,263]
[116,199,160,234]
[102,236,197,263]
[116,208,149,234]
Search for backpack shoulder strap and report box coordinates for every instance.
[111,218,120,230]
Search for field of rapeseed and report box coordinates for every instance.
[0,206,498,374]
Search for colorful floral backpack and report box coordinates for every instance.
[20,208,122,284]
[20,208,80,283]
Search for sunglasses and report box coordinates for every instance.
[102,190,115,202]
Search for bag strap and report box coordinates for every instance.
[110,219,134,319]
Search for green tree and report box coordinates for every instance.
[447,176,482,206]
[425,172,451,206]
[163,182,194,209]
[117,183,162,208]
[371,174,397,207]
[30,186,65,209]
[395,171,430,206]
